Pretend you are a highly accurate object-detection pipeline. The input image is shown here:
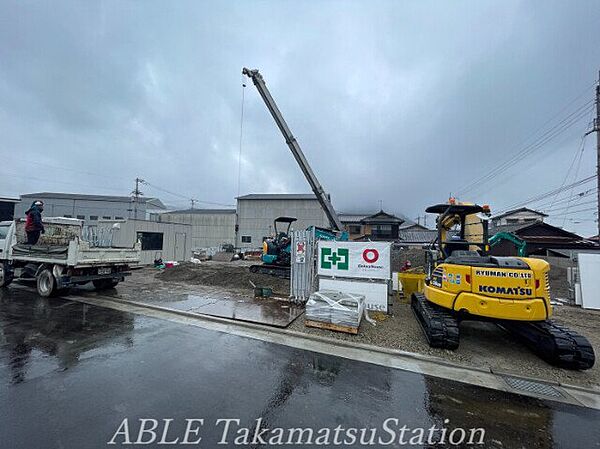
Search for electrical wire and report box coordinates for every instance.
[459,86,596,197]
[495,175,597,213]
[543,199,597,213]
[142,180,234,207]
[548,134,588,209]
[457,100,594,196]
[560,131,589,226]
[4,161,235,208]
[535,187,597,210]
[547,207,597,217]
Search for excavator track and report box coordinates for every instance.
[249,264,291,279]
[411,292,460,350]
[500,320,595,370]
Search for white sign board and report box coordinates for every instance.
[319,277,388,312]
[317,241,391,280]
[295,240,306,264]
[578,253,600,310]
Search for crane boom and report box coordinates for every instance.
[242,67,343,231]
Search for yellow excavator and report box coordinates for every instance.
[412,200,595,370]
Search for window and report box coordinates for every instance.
[64,214,72,218]
[89,216,98,221]
[241,235,252,243]
[0,225,9,239]
[506,218,519,224]
[348,225,362,234]
[103,216,111,220]
[371,224,393,238]
[77,215,85,220]
[136,232,163,251]
[115,216,124,220]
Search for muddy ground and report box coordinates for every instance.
[157,261,290,294]
[143,262,600,388]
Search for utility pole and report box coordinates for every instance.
[596,72,600,243]
[190,199,197,210]
[586,72,600,243]
[131,177,144,220]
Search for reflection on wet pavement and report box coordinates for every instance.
[1,288,599,449]
[71,279,304,327]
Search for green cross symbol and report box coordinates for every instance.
[320,248,349,270]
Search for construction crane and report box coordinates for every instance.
[242,67,343,231]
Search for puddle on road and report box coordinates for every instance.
[81,282,304,328]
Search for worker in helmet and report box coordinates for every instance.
[24,201,45,245]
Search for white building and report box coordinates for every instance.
[235,194,329,248]
[16,192,167,223]
[96,218,192,265]
[491,207,547,227]
[159,209,236,250]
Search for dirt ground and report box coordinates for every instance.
[130,262,600,389]
[157,261,290,294]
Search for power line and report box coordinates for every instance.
[0,169,130,193]
[547,206,598,217]
[542,199,597,213]
[496,175,597,213]
[457,100,594,196]
[536,187,597,209]
[142,180,235,207]
[548,134,588,209]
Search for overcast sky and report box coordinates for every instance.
[1,1,599,235]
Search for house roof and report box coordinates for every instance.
[144,198,167,209]
[398,229,437,244]
[164,208,236,215]
[21,192,159,205]
[237,193,317,200]
[0,197,20,203]
[339,213,372,223]
[491,221,582,241]
[399,223,430,231]
[492,207,548,220]
[339,211,412,225]
[361,210,404,224]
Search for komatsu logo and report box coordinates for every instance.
[479,285,532,295]
[475,270,531,279]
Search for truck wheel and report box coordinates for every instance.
[37,269,57,297]
[93,279,119,290]
[0,262,13,288]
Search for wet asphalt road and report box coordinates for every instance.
[0,288,599,449]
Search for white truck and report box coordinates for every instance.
[0,217,140,297]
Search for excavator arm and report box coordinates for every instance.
[489,231,527,257]
[242,68,343,231]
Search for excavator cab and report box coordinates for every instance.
[273,216,297,240]
[425,202,491,259]
[260,217,297,266]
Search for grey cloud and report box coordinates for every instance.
[1,0,599,234]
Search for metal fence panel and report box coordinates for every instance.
[290,229,317,302]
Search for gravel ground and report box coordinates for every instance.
[289,298,600,389]
[122,267,600,389]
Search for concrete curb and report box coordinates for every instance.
[67,293,600,410]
